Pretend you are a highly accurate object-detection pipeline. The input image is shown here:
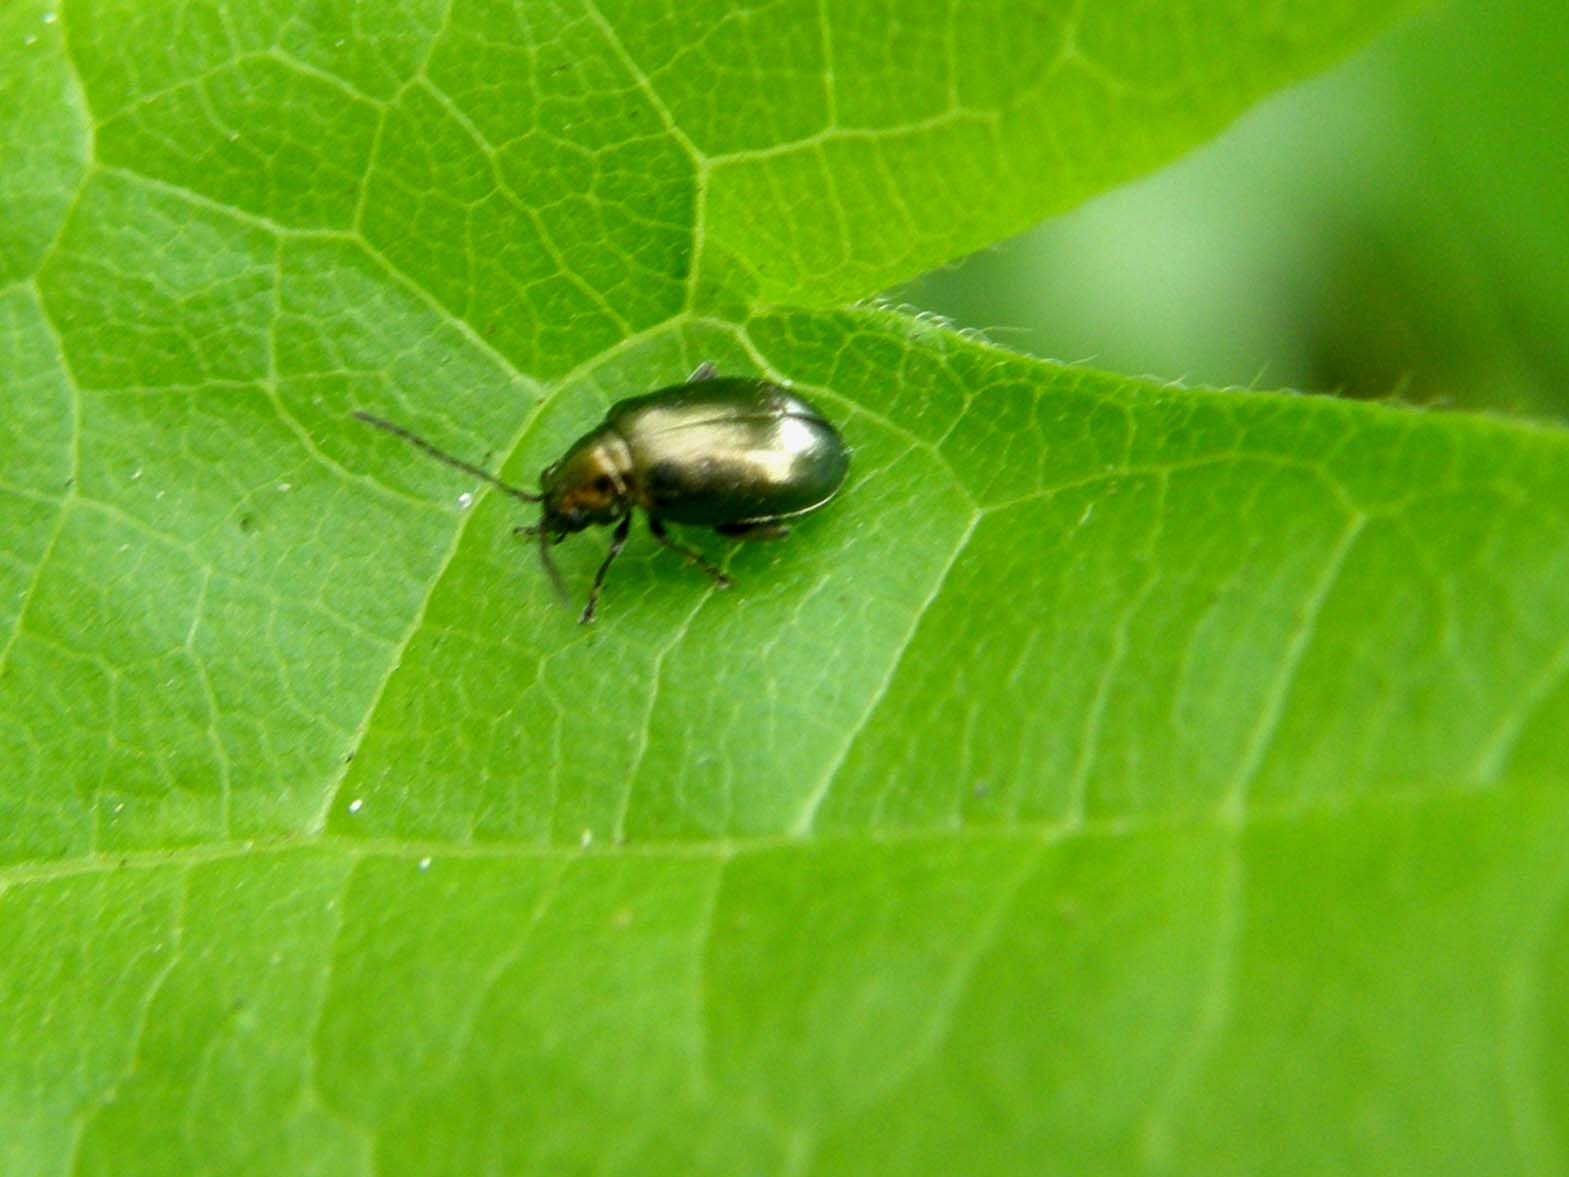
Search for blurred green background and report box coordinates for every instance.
[907,0,1569,420]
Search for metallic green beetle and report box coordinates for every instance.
[356,364,850,623]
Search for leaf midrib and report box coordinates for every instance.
[0,778,1532,887]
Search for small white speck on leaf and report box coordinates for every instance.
[277,482,292,493]
[130,467,142,481]
[42,10,58,23]
[347,798,364,814]
[457,491,474,510]
[579,829,594,848]
[418,856,432,871]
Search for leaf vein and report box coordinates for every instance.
[789,510,981,834]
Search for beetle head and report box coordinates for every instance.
[537,431,632,535]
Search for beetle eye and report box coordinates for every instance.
[593,475,613,494]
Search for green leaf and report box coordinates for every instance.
[5,1,1565,1175]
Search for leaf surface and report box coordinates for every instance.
[6,1,1565,1175]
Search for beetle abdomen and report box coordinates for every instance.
[610,379,849,527]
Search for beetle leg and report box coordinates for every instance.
[649,517,733,589]
[714,521,791,540]
[686,361,718,383]
[580,513,632,624]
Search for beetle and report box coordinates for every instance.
[354,363,850,623]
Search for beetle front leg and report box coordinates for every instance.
[581,514,632,624]
[649,517,733,589]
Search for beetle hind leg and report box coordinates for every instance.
[648,517,733,589]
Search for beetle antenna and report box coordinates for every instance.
[353,410,542,504]
[537,527,569,604]
[514,524,569,604]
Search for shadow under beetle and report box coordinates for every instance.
[355,363,850,623]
